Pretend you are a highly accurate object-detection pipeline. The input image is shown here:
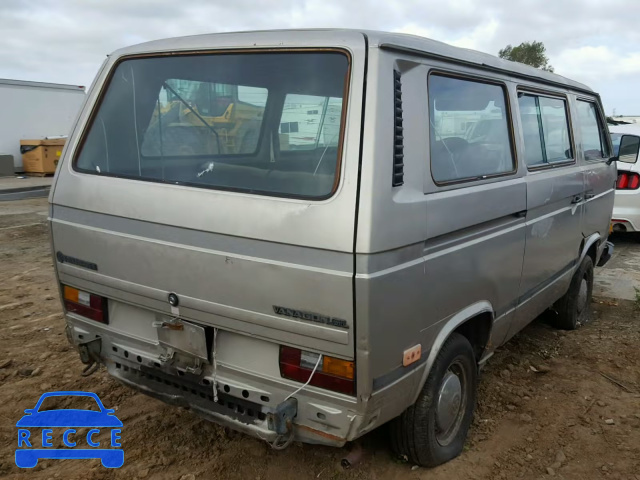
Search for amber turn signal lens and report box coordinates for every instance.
[322,356,354,380]
[279,346,355,395]
[64,286,79,303]
[62,284,109,324]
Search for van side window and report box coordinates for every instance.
[576,100,610,160]
[518,93,573,167]
[428,74,514,183]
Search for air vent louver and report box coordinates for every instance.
[392,70,404,186]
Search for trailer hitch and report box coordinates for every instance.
[78,337,102,377]
[266,398,297,450]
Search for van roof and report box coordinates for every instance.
[111,29,592,94]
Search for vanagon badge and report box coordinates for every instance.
[55,252,98,271]
[272,306,349,329]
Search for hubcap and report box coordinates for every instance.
[436,370,462,436]
[577,278,588,314]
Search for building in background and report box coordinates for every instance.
[0,79,85,172]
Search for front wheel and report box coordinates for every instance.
[390,332,477,467]
[552,255,594,330]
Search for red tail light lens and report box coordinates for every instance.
[63,286,109,323]
[279,346,355,396]
[617,173,629,189]
[617,172,640,190]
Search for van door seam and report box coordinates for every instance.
[352,33,369,394]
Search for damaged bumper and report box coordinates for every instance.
[65,314,361,448]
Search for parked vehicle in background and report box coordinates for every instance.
[610,124,640,234]
[48,30,637,468]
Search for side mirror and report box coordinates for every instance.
[23,409,34,415]
[105,408,115,414]
[609,134,640,165]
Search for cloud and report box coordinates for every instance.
[554,46,640,80]
[448,20,500,50]
[0,0,638,112]
[550,46,640,113]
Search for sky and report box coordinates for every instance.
[1,0,639,115]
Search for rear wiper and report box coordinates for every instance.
[161,81,221,155]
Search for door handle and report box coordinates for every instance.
[571,195,583,204]
[514,210,527,218]
[585,193,595,200]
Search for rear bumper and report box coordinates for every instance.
[612,191,640,232]
[109,362,284,444]
[65,314,363,447]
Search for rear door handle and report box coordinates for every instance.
[514,210,527,218]
[571,195,583,204]
[585,193,595,200]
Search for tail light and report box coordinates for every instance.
[279,346,355,396]
[63,285,109,324]
[616,172,640,190]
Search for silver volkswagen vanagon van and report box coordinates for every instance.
[49,30,634,467]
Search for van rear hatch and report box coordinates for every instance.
[50,40,364,360]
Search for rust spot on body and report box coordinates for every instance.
[297,424,346,443]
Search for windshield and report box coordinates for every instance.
[74,51,350,199]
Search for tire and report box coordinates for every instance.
[390,332,477,467]
[552,255,594,330]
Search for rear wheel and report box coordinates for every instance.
[390,333,477,467]
[552,255,594,330]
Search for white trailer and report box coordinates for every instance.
[0,79,85,171]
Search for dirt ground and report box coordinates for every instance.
[1,197,639,480]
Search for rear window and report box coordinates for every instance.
[74,51,350,199]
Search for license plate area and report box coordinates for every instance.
[154,316,209,362]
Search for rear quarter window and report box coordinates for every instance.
[428,74,515,184]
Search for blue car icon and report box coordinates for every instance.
[16,391,123,468]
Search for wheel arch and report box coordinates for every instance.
[579,233,601,267]
[411,301,494,404]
